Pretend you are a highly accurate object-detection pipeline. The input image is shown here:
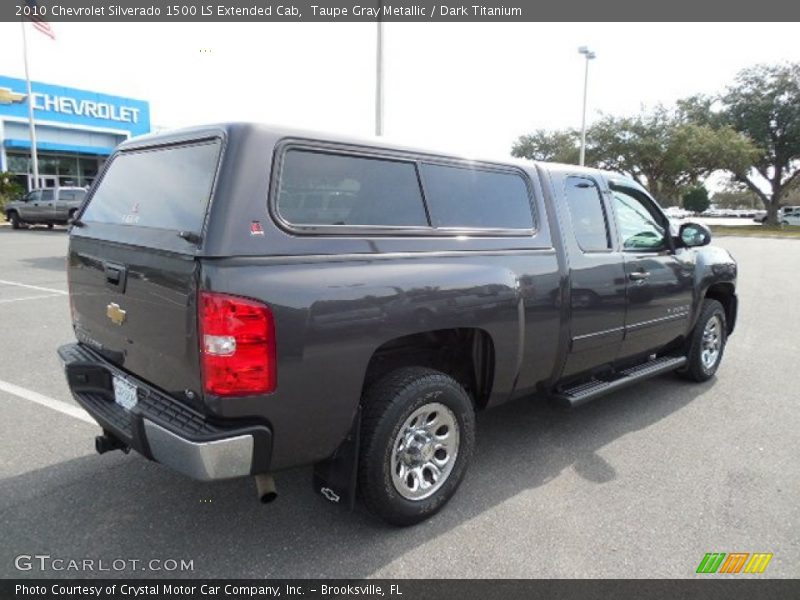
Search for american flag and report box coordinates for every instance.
[25,0,55,40]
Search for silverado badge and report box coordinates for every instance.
[106,302,127,326]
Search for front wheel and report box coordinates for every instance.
[358,367,475,526]
[679,299,727,382]
[9,212,21,229]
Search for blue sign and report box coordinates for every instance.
[0,75,150,137]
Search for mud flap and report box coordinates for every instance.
[312,409,360,510]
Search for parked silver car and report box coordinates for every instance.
[4,187,87,229]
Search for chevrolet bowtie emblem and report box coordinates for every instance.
[0,87,27,105]
[106,302,127,326]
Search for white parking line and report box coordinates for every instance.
[0,293,64,304]
[0,378,95,425]
[0,279,68,295]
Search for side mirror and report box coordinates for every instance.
[679,222,711,247]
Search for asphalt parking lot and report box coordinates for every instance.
[0,226,798,579]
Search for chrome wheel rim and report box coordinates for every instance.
[701,315,723,370]
[390,402,459,501]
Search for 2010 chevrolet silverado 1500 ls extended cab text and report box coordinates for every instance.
[59,124,738,525]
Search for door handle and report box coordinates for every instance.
[629,271,651,281]
[104,263,127,293]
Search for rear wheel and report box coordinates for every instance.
[679,299,727,382]
[358,367,475,526]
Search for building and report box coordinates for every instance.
[0,75,150,191]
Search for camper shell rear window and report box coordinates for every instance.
[81,139,222,234]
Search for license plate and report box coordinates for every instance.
[112,376,138,410]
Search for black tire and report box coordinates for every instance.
[47,223,54,229]
[9,212,21,230]
[679,299,727,382]
[358,367,475,526]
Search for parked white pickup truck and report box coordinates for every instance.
[780,206,800,226]
[753,206,800,225]
[5,187,87,229]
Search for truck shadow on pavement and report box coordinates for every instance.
[0,226,68,235]
[19,255,68,273]
[1,374,710,579]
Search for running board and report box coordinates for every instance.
[553,356,687,408]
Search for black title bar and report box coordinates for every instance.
[2,0,800,22]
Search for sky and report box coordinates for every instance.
[0,22,797,161]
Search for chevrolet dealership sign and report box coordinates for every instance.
[0,87,27,105]
[0,75,149,136]
[31,92,141,124]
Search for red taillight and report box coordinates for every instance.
[198,291,276,396]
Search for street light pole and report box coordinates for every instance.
[578,46,596,167]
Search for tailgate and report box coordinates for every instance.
[67,138,222,405]
[69,238,201,401]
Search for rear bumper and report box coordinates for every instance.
[58,343,272,481]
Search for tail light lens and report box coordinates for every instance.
[199,291,276,396]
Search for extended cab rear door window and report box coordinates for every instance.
[277,149,428,227]
[419,163,534,230]
[81,139,221,234]
[564,176,611,252]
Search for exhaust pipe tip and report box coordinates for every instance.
[255,474,277,504]
[95,433,126,455]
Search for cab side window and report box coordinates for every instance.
[40,190,55,202]
[611,187,667,251]
[277,150,428,227]
[420,163,534,230]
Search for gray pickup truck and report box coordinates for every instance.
[58,124,738,526]
[5,187,87,229]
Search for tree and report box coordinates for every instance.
[718,63,800,224]
[511,129,579,164]
[682,186,710,213]
[0,172,24,215]
[711,188,762,210]
[782,179,800,205]
[511,106,757,207]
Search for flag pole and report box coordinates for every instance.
[375,0,384,136]
[20,18,40,189]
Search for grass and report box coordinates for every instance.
[709,225,800,239]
